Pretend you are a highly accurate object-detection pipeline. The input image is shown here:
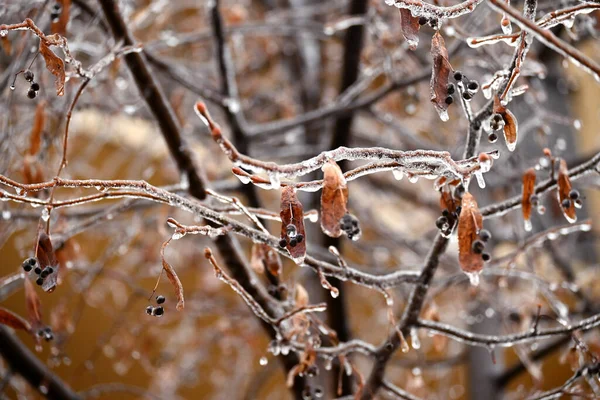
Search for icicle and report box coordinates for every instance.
[465,271,480,286]
[410,328,421,350]
[392,169,404,181]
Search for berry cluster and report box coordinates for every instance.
[436,207,461,236]
[146,295,165,317]
[339,213,360,240]
[22,257,53,286]
[471,229,492,262]
[278,223,304,248]
[488,114,505,143]
[418,16,439,30]
[50,3,62,21]
[446,71,479,105]
[562,189,581,209]
[24,70,40,99]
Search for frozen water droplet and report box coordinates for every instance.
[172,231,185,240]
[95,186,108,193]
[2,210,10,220]
[408,174,419,183]
[39,384,48,394]
[0,30,8,38]
[308,212,318,223]
[392,169,404,181]
[385,296,393,307]
[259,356,268,366]
[438,110,449,122]
[485,308,495,318]
[9,85,15,91]
[524,219,532,232]
[475,172,486,189]
[573,120,582,130]
[400,335,410,353]
[124,105,136,115]
[465,271,480,286]
[410,328,421,350]
[330,289,339,298]
[235,173,250,184]
[41,207,50,221]
[268,172,281,189]
[324,357,333,370]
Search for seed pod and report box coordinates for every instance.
[521,168,536,231]
[430,32,453,121]
[557,159,577,223]
[458,192,484,274]
[280,187,306,264]
[399,9,421,51]
[320,160,348,238]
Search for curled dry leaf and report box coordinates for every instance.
[521,168,536,231]
[39,40,65,96]
[0,307,32,333]
[399,9,420,51]
[457,192,484,274]
[161,239,185,310]
[320,160,348,238]
[494,96,518,151]
[557,159,577,223]
[250,243,282,277]
[51,0,71,36]
[280,187,307,264]
[430,31,453,122]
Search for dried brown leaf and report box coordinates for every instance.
[458,192,484,274]
[50,0,70,36]
[502,108,518,152]
[320,160,348,238]
[430,32,452,121]
[0,307,31,332]
[521,168,536,231]
[557,159,577,223]
[280,187,306,264]
[399,9,420,51]
[161,239,184,310]
[39,40,65,96]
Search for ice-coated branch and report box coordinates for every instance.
[384,0,485,20]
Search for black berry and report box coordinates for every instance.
[435,216,448,230]
[467,80,479,91]
[479,229,491,242]
[418,17,428,25]
[569,190,579,200]
[24,70,34,82]
[278,238,287,248]
[27,89,36,99]
[472,240,485,254]
[296,234,304,243]
[36,277,44,286]
[34,266,42,275]
[156,295,165,304]
[445,96,454,105]
[453,71,463,81]
[488,132,498,143]
[482,252,491,262]
[446,83,455,95]
[146,306,154,315]
[462,91,473,100]
[153,306,164,316]
[30,82,40,91]
[562,199,571,209]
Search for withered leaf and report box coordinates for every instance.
[521,168,536,231]
[430,31,452,121]
[50,0,70,36]
[493,96,518,151]
[320,160,348,238]
[458,192,484,274]
[0,307,31,333]
[250,243,282,277]
[557,159,577,223]
[161,239,184,310]
[280,187,306,264]
[39,40,65,96]
[399,9,420,51]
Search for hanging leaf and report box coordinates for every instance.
[50,0,71,36]
[493,96,518,151]
[36,232,59,293]
[430,31,453,122]
[320,160,348,238]
[0,307,32,333]
[457,192,484,274]
[280,187,306,264]
[521,168,536,231]
[250,243,282,277]
[399,9,420,51]
[39,40,65,96]
[557,159,577,223]
[161,239,185,310]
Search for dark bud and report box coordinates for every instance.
[24,70,34,82]
[562,199,571,209]
[467,80,479,91]
[30,82,40,91]
[444,95,454,105]
[22,263,33,272]
[472,240,485,254]
[146,306,154,315]
[22,257,37,272]
[442,209,450,217]
[36,277,44,286]
[569,189,579,200]
[462,91,473,101]
[488,132,498,143]
[289,239,297,247]
[278,238,287,248]
[156,295,165,304]
[479,229,491,242]
[530,195,539,206]
[435,216,448,230]
[27,89,37,99]
[446,83,455,95]
[418,16,428,25]
[153,306,164,316]
[453,71,463,81]
[296,234,304,243]
[40,269,50,278]
[34,266,42,275]
[482,252,491,262]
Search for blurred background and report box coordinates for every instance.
[1,0,600,399]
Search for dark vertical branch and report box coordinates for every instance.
[360,234,449,400]
[324,0,368,396]
[97,1,307,398]
[0,327,80,400]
